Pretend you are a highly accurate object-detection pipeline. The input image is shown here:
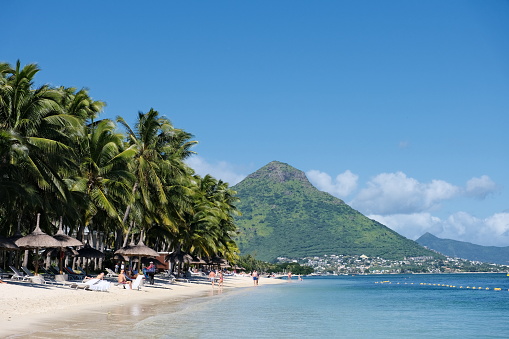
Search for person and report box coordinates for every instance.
[118,269,132,289]
[218,270,224,288]
[209,270,216,287]
[84,272,105,281]
[0,279,7,284]
[120,262,125,272]
[146,261,156,285]
[252,270,259,286]
[114,263,119,274]
[287,271,292,281]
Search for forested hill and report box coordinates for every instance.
[232,161,439,262]
[416,232,509,265]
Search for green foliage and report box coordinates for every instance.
[417,233,509,265]
[233,161,440,262]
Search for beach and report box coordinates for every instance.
[0,274,284,338]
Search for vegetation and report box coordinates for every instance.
[236,254,314,275]
[0,60,239,265]
[233,161,440,262]
[417,233,509,266]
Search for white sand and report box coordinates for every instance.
[0,275,284,337]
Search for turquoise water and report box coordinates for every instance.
[132,274,509,338]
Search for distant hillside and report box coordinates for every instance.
[232,161,440,262]
[416,232,509,265]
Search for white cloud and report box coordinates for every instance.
[369,211,509,247]
[465,175,497,199]
[351,172,459,215]
[306,169,358,197]
[186,156,246,185]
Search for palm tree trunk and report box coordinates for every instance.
[120,182,138,248]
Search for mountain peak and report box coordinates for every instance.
[245,161,311,185]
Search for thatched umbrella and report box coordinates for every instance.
[165,251,194,276]
[42,247,78,258]
[0,235,18,250]
[52,217,83,274]
[165,251,193,264]
[77,243,105,275]
[115,238,158,271]
[14,213,61,274]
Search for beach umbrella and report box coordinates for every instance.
[115,237,158,271]
[14,213,61,274]
[42,247,78,258]
[52,217,83,274]
[115,238,159,258]
[77,243,105,275]
[165,251,193,264]
[77,243,105,259]
[0,235,19,250]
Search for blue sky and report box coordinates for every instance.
[4,1,509,246]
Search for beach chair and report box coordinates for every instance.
[0,267,14,279]
[64,267,85,280]
[105,268,118,278]
[70,278,98,290]
[9,265,30,281]
[21,266,35,277]
[71,278,111,291]
[20,266,58,285]
[132,275,145,290]
[54,274,77,287]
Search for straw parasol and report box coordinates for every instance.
[115,237,158,271]
[14,213,62,274]
[0,235,19,250]
[77,243,105,275]
[165,251,193,264]
[52,217,83,274]
[115,238,159,258]
[77,243,105,259]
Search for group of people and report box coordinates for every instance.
[115,261,157,289]
[208,269,224,287]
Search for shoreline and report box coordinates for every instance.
[0,275,285,337]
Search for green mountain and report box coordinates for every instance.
[232,161,440,262]
[416,232,509,265]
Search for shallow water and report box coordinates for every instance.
[18,274,509,338]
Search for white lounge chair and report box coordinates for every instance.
[54,274,77,287]
[105,268,118,278]
[132,275,145,290]
[9,266,30,281]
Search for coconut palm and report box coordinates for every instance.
[116,109,197,248]
[0,61,81,233]
[68,119,136,242]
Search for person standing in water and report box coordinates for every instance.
[209,270,216,287]
[252,270,259,286]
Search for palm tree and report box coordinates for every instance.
[68,119,136,242]
[0,60,81,233]
[116,109,197,248]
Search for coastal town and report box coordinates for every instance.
[277,254,509,275]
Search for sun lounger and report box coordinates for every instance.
[9,266,30,281]
[105,268,118,277]
[71,278,111,291]
[64,267,85,280]
[132,275,144,290]
[0,267,14,279]
[54,274,77,287]
[20,266,59,285]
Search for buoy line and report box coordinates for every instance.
[375,281,506,291]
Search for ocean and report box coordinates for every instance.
[136,273,509,338]
[21,273,509,338]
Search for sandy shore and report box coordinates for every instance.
[0,274,284,337]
